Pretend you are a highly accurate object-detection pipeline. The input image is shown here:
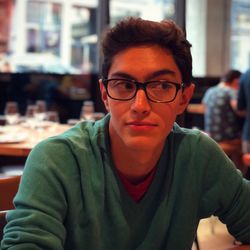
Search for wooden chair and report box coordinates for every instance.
[0,175,21,241]
[0,175,21,211]
[242,154,250,179]
[219,140,241,157]
[242,154,250,167]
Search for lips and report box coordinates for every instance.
[126,121,157,126]
[126,121,157,131]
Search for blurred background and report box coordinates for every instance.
[1,2,250,248]
[0,0,249,125]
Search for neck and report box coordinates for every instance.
[221,81,235,89]
[110,138,163,183]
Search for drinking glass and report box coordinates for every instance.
[25,105,38,129]
[80,101,94,121]
[4,102,20,125]
[35,100,47,122]
[46,111,59,123]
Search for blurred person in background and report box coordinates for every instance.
[0,58,12,73]
[237,69,250,178]
[202,70,244,172]
[2,17,250,250]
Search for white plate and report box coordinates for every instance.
[0,126,7,134]
[0,133,27,143]
[21,120,54,128]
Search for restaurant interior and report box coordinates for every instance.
[0,0,250,249]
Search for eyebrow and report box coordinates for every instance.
[109,69,176,80]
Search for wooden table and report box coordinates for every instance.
[0,124,70,157]
[186,103,205,115]
[227,245,250,250]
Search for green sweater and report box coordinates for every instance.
[1,115,250,250]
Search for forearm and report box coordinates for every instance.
[230,100,246,117]
[1,141,69,249]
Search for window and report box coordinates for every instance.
[1,0,98,74]
[71,5,97,73]
[230,0,250,72]
[1,0,181,74]
[26,1,62,54]
[110,0,175,25]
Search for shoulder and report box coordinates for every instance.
[172,123,209,141]
[171,124,239,187]
[22,116,110,187]
[203,86,218,102]
[204,86,216,96]
[27,115,110,166]
[171,123,223,160]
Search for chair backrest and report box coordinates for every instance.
[0,175,21,211]
[242,154,250,167]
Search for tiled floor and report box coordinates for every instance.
[192,217,237,250]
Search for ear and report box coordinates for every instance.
[99,79,110,112]
[176,83,195,115]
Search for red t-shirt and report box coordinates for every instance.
[117,167,157,202]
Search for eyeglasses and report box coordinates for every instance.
[102,78,186,103]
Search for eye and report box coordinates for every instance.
[112,80,134,90]
[161,82,172,90]
[149,81,174,90]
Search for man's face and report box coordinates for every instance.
[100,45,194,152]
[231,78,240,90]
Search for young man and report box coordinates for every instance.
[2,17,250,250]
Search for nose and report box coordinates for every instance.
[131,89,151,115]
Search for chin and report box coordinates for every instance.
[124,137,161,152]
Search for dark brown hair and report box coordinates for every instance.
[101,17,193,85]
[221,69,241,84]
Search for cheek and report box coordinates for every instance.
[108,100,128,117]
[157,105,178,128]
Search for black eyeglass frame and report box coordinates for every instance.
[102,78,186,103]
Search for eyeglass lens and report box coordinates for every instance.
[106,79,179,102]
